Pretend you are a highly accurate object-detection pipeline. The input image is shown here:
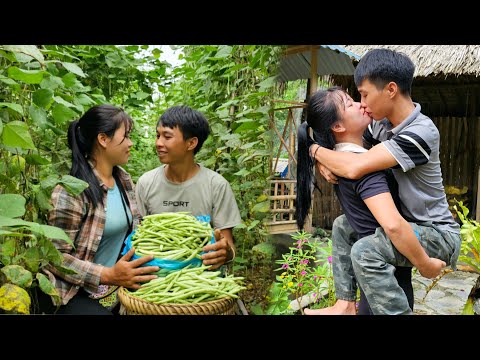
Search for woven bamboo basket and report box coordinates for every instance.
[118,286,237,315]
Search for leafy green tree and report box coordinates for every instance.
[0,45,167,313]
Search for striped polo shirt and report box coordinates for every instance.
[363,103,459,233]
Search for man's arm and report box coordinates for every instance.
[311,143,398,180]
[363,192,445,278]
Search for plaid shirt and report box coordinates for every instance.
[44,165,140,305]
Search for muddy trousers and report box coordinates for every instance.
[332,214,461,315]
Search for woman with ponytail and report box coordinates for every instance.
[39,105,159,315]
[296,87,443,315]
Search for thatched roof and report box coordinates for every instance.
[343,45,480,77]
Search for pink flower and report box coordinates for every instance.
[301,270,307,276]
[281,263,289,269]
[313,275,318,280]
[301,259,309,265]
[298,283,303,287]
[327,256,332,264]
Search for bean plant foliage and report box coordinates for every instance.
[454,201,480,273]
[0,45,283,313]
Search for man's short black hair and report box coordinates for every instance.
[157,105,211,154]
[354,48,415,96]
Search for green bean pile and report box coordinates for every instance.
[125,265,246,304]
[132,212,212,261]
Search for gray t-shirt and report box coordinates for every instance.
[135,164,242,230]
[363,103,459,233]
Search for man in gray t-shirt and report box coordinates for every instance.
[309,49,461,315]
[136,106,241,270]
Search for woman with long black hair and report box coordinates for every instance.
[38,105,159,314]
[296,87,443,315]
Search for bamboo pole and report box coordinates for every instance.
[310,46,318,95]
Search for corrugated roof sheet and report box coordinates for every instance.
[277,45,360,82]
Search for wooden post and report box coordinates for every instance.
[310,46,318,95]
[305,45,318,233]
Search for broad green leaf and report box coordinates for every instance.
[60,175,89,196]
[24,247,40,273]
[2,121,36,149]
[37,273,61,306]
[0,194,26,218]
[40,75,64,90]
[247,220,260,231]
[125,45,139,52]
[34,224,73,246]
[0,216,34,229]
[152,48,161,59]
[0,102,24,116]
[1,265,33,288]
[257,194,268,202]
[1,238,16,257]
[7,66,45,84]
[52,103,77,124]
[25,154,50,165]
[0,283,31,314]
[234,121,258,133]
[53,264,77,275]
[14,53,36,63]
[250,304,264,315]
[234,169,250,176]
[3,45,45,65]
[53,96,75,108]
[38,236,68,262]
[0,74,19,86]
[35,189,53,212]
[40,175,61,192]
[61,62,86,77]
[252,242,276,256]
[0,49,16,62]
[0,229,24,236]
[0,215,72,246]
[240,141,260,150]
[62,72,77,87]
[32,88,54,108]
[45,122,67,136]
[75,93,96,106]
[134,91,150,100]
[28,105,48,128]
[252,200,270,213]
[233,256,248,264]
[257,105,270,114]
[213,46,233,59]
[257,76,276,91]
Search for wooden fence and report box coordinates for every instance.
[267,101,304,234]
